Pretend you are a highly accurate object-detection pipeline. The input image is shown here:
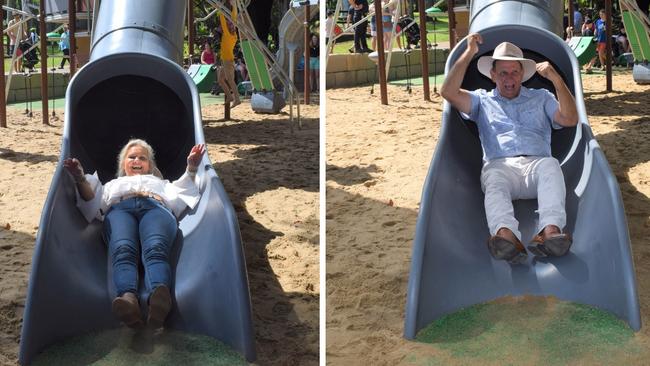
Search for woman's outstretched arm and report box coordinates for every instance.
[63,158,95,201]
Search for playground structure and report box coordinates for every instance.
[190,0,312,126]
[1,0,307,129]
[1,0,94,128]
[18,0,256,364]
[566,36,597,66]
[277,2,319,94]
[404,0,641,342]
[326,0,461,102]
[620,0,650,83]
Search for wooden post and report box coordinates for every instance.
[568,1,574,34]
[188,0,195,63]
[375,0,388,105]
[0,0,6,128]
[418,0,430,101]
[40,0,49,125]
[68,0,77,75]
[605,0,612,91]
[447,0,456,50]
[304,4,310,105]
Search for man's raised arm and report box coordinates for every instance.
[440,33,483,115]
[536,62,578,127]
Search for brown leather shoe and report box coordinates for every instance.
[528,232,573,257]
[487,235,528,264]
[112,292,143,328]
[147,285,172,329]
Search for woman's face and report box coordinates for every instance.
[123,145,151,176]
[205,43,212,51]
[311,35,318,44]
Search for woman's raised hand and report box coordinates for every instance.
[63,158,85,182]
[186,144,206,172]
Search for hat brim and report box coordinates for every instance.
[477,55,537,83]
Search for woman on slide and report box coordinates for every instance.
[64,139,206,329]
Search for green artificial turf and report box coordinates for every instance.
[31,328,247,366]
[413,296,640,365]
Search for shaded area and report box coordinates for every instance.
[325,186,415,364]
[0,228,34,365]
[582,89,649,117]
[31,328,246,366]
[75,75,192,181]
[204,116,319,365]
[326,164,379,186]
[414,297,642,365]
[0,148,58,164]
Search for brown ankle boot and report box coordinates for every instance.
[147,285,172,329]
[112,292,143,328]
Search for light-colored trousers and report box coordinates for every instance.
[480,156,566,241]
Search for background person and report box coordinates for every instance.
[585,10,607,73]
[200,41,216,65]
[309,33,319,92]
[59,24,70,69]
[351,0,371,53]
[218,0,241,108]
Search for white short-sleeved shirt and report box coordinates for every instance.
[75,172,200,222]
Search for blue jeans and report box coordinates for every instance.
[104,197,178,296]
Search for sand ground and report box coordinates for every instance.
[0,99,319,365]
[326,71,650,365]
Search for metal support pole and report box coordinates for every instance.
[40,0,49,125]
[447,0,456,49]
[605,0,612,91]
[418,0,430,101]
[0,0,6,128]
[375,1,388,105]
[304,4,310,105]
[68,0,77,75]
[188,0,195,63]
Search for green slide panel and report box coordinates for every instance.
[570,36,596,66]
[240,39,274,91]
[187,64,215,93]
[622,11,650,62]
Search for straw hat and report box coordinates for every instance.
[477,42,537,82]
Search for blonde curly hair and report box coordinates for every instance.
[115,139,163,178]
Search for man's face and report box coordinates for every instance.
[599,11,606,20]
[490,60,524,100]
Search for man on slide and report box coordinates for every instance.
[440,33,578,264]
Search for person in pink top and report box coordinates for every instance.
[200,41,216,65]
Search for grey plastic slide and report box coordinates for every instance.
[277,4,319,76]
[405,0,641,339]
[19,0,255,364]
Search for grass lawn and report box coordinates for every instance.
[330,13,451,54]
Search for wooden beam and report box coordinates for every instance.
[304,4,310,105]
[68,0,77,75]
[419,0,430,101]
[0,0,6,128]
[375,1,388,105]
[188,0,195,63]
[606,0,612,91]
[40,0,49,125]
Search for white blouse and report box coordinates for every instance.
[75,172,200,222]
